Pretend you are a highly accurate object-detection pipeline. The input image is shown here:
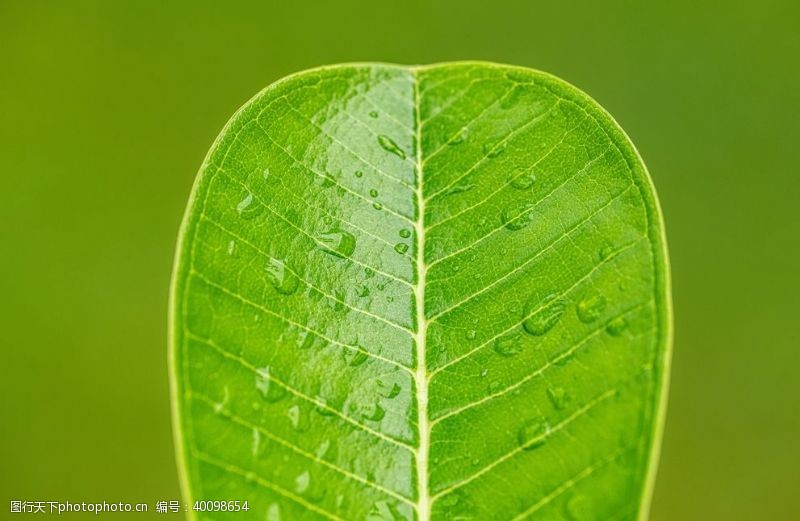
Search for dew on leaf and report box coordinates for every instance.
[265,257,299,295]
[343,348,368,367]
[356,284,370,297]
[523,294,567,335]
[518,418,551,449]
[360,402,385,421]
[255,367,286,402]
[318,229,356,258]
[294,470,310,494]
[394,243,409,254]
[399,228,411,238]
[465,329,477,340]
[606,316,629,336]
[377,380,401,399]
[377,135,406,159]
[510,170,536,190]
[369,110,379,118]
[547,386,569,410]
[501,203,536,231]
[494,332,522,356]
[576,295,607,323]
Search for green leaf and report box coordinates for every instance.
[170,62,672,520]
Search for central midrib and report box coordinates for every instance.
[411,68,431,521]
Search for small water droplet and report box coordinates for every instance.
[265,257,299,295]
[294,470,310,494]
[287,405,301,429]
[318,229,356,258]
[369,188,379,198]
[488,381,502,393]
[547,386,569,410]
[445,183,475,196]
[518,418,551,449]
[255,367,286,402]
[576,295,607,323]
[373,202,383,210]
[484,142,506,158]
[606,316,628,336]
[510,170,536,190]
[377,380,401,398]
[355,170,364,178]
[565,494,592,520]
[314,396,336,416]
[465,329,477,340]
[394,243,409,254]
[501,203,536,231]
[266,503,281,521]
[236,192,262,219]
[356,285,370,297]
[360,402,385,421]
[598,245,614,260]
[251,428,261,456]
[262,167,270,180]
[523,294,567,336]
[480,368,488,377]
[343,348,368,367]
[368,500,405,521]
[399,228,411,238]
[226,240,236,255]
[450,127,468,145]
[316,439,331,458]
[438,492,461,508]
[377,135,406,159]
[494,332,522,356]
[369,110,379,118]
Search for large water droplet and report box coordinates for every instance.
[294,470,310,494]
[394,243,409,254]
[265,257,299,295]
[547,386,569,410]
[236,192,262,219]
[266,503,281,521]
[518,418,551,449]
[314,396,336,416]
[360,402,385,421]
[523,294,567,335]
[287,405,308,431]
[378,135,406,159]
[576,295,607,323]
[318,229,356,258]
[343,347,368,367]
[510,170,536,190]
[377,379,401,398]
[255,367,286,402]
[494,332,522,356]
[606,316,628,336]
[399,228,411,238]
[501,203,536,231]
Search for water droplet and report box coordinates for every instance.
[480,368,488,377]
[377,135,406,159]
[445,183,475,196]
[262,167,270,180]
[251,428,261,456]
[265,257,299,295]
[598,245,614,260]
[373,202,383,210]
[399,228,411,238]
[286,405,308,432]
[255,367,286,402]
[488,381,502,393]
[369,188,379,197]
[450,127,468,145]
[576,295,607,323]
[501,203,536,231]
[314,396,336,416]
[518,418,551,449]
[368,500,405,520]
[356,285,370,297]
[465,329,477,340]
[316,439,331,458]
[547,386,569,410]
[294,470,310,494]
[297,329,317,349]
[394,243,409,254]
[606,316,628,336]
[484,142,506,158]
[236,192,262,219]
[565,494,592,520]
[318,229,356,258]
[510,170,536,190]
[438,492,461,508]
[343,348,368,367]
[355,170,364,178]
[494,332,522,356]
[266,503,281,521]
[369,110,379,118]
[360,403,385,421]
[226,240,236,255]
[523,294,567,336]
[377,380,401,398]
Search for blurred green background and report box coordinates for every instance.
[1,1,798,519]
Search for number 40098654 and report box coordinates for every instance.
[193,500,250,512]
